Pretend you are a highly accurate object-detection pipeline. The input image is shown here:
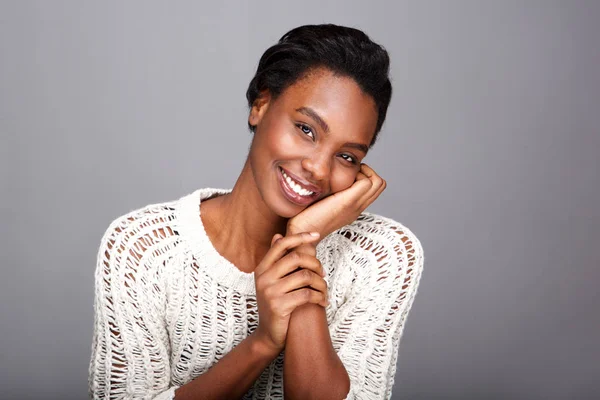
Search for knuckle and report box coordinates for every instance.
[278,239,291,250]
[271,302,282,315]
[278,235,293,246]
[272,242,284,253]
[320,284,328,296]
[310,261,320,274]
[301,269,312,282]
[262,285,273,298]
[301,288,311,300]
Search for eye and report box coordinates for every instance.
[340,154,358,165]
[296,123,315,140]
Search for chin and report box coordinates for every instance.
[269,196,307,219]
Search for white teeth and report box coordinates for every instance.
[281,169,314,197]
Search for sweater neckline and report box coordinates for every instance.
[175,187,257,295]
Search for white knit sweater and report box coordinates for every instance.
[89,188,424,400]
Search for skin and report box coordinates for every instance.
[174,67,387,400]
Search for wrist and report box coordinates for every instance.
[287,221,335,240]
[286,224,321,240]
[249,331,283,359]
[290,303,324,320]
[285,223,302,236]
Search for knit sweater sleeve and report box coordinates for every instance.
[325,213,424,400]
[89,206,180,400]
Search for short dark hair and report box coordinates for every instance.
[246,24,392,147]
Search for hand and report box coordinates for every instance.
[253,232,329,353]
[287,163,386,239]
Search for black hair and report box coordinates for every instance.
[246,24,392,147]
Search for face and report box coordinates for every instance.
[247,68,378,218]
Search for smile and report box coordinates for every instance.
[278,167,321,206]
[281,169,314,196]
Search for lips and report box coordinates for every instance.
[279,167,322,193]
[277,166,321,206]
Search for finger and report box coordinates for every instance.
[355,170,373,186]
[361,178,387,211]
[280,288,329,312]
[360,163,383,186]
[352,172,374,192]
[271,233,284,247]
[359,177,384,204]
[355,171,369,181]
[255,232,320,276]
[266,251,324,280]
[360,163,375,176]
[295,242,316,257]
[274,268,328,297]
[360,163,382,182]
[375,178,387,198]
[359,164,385,201]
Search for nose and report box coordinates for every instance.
[301,153,330,182]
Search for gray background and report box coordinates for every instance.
[1,1,599,399]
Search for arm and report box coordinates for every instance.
[285,216,425,400]
[89,216,281,400]
[284,303,350,399]
[283,242,350,400]
[174,331,280,400]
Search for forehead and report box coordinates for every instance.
[276,69,378,142]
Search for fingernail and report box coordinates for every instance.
[309,232,320,237]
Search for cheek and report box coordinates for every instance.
[263,132,312,168]
[250,124,283,176]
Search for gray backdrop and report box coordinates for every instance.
[1,1,598,399]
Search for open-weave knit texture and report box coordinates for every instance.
[89,188,424,400]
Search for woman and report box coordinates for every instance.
[89,24,424,400]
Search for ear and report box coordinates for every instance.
[248,89,271,128]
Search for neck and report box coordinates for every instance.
[201,159,288,272]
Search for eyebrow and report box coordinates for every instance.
[295,106,369,154]
[296,107,330,133]
[344,142,369,154]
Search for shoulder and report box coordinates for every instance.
[324,211,424,287]
[97,197,184,283]
[100,199,180,253]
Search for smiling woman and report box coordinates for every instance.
[88,24,424,400]
[248,69,379,215]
